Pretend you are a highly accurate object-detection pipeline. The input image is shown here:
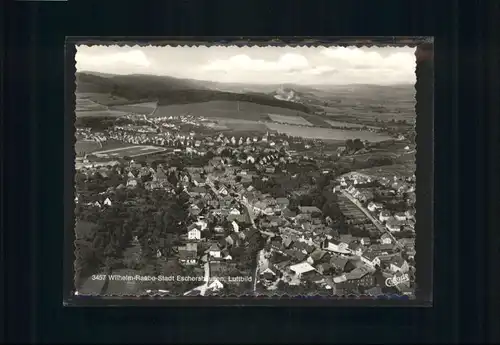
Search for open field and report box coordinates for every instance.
[75,98,108,112]
[324,119,378,129]
[203,122,229,130]
[75,140,101,156]
[99,139,137,151]
[394,151,416,164]
[339,151,399,163]
[355,163,415,179]
[153,100,308,121]
[92,145,167,159]
[268,113,312,126]
[109,101,158,115]
[211,118,269,132]
[265,123,392,142]
[76,110,129,118]
[76,92,131,106]
[324,109,415,125]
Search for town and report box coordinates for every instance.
[74,112,416,298]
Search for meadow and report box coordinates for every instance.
[76,110,129,118]
[267,113,312,126]
[265,123,392,142]
[93,145,167,159]
[75,140,101,156]
[153,100,309,121]
[324,119,375,129]
[356,163,416,178]
[109,101,158,115]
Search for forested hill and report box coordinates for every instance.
[76,72,313,113]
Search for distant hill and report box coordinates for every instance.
[76,72,312,114]
[76,72,209,94]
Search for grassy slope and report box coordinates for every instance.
[76,72,311,114]
[75,72,415,128]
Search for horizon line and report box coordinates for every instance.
[77,70,415,87]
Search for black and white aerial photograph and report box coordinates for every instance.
[72,43,417,299]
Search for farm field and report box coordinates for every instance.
[76,110,129,118]
[324,119,378,129]
[268,113,312,126]
[76,92,131,106]
[76,98,108,112]
[153,100,309,121]
[75,140,101,156]
[99,139,137,151]
[356,163,416,179]
[265,123,393,142]
[92,145,167,159]
[109,101,158,115]
[210,117,269,132]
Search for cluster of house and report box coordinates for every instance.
[76,128,107,144]
[255,207,415,295]
[75,122,416,296]
[338,172,416,233]
[168,160,416,296]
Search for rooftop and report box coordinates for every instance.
[289,262,316,275]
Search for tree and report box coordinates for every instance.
[352,139,364,150]
[345,139,354,150]
[205,150,215,159]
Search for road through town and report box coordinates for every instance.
[340,190,403,249]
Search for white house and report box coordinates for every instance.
[103,198,112,206]
[325,241,350,254]
[367,202,377,212]
[386,219,403,232]
[360,237,371,246]
[379,211,391,222]
[405,209,416,220]
[127,179,138,187]
[229,208,241,215]
[289,262,316,278]
[188,228,201,240]
[362,252,381,267]
[380,233,392,244]
[195,220,208,231]
[389,257,410,273]
[207,243,221,258]
[395,213,407,221]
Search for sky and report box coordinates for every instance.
[76,45,416,85]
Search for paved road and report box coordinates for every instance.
[252,251,261,293]
[340,190,403,249]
